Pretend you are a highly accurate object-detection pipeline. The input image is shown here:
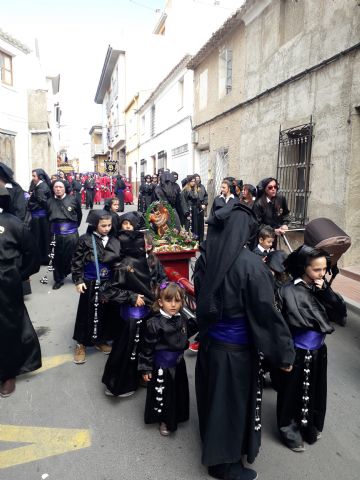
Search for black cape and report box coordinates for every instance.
[0,211,41,381]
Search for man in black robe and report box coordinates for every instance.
[0,186,41,397]
[115,175,126,212]
[84,174,96,209]
[47,180,82,289]
[194,200,295,480]
[70,173,83,206]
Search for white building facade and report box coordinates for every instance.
[137,55,195,183]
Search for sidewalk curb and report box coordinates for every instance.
[343,296,360,316]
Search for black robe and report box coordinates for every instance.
[0,211,41,381]
[6,183,27,221]
[101,231,164,396]
[272,281,346,448]
[28,181,51,264]
[72,233,121,346]
[139,312,197,431]
[180,188,205,241]
[138,182,155,213]
[194,202,295,466]
[47,195,82,283]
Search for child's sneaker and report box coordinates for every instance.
[189,341,199,352]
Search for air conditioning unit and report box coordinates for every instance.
[192,131,199,144]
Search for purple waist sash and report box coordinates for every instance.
[293,329,325,350]
[51,221,78,235]
[120,305,150,320]
[154,350,183,368]
[84,262,111,281]
[31,209,47,218]
[208,316,251,345]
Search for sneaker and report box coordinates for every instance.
[104,389,135,398]
[159,422,171,436]
[189,341,199,352]
[290,444,306,452]
[0,378,16,397]
[95,343,112,354]
[73,344,86,364]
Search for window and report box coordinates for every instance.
[218,48,232,98]
[0,51,13,86]
[178,77,184,110]
[172,144,188,157]
[276,122,313,226]
[0,131,16,169]
[150,105,156,137]
[157,150,167,170]
[141,115,145,135]
[199,69,208,110]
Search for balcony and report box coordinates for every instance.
[93,144,105,156]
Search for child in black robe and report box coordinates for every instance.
[71,210,121,364]
[101,212,165,397]
[273,245,347,452]
[139,282,197,436]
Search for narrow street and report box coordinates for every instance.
[0,208,359,480]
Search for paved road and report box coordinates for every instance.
[1,207,359,480]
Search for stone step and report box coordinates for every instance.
[340,266,360,282]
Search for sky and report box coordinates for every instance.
[1,0,241,169]
[1,0,164,167]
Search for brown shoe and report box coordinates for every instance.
[73,344,86,364]
[95,343,112,355]
[0,378,16,397]
[159,422,171,436]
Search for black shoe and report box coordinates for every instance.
[208,463,258,480]
[52,282,64,290]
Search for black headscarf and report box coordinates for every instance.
[52,179,71,195]
[265,250,288,273]
[284,244,331,279]
[196,201,258,324]
[118,211,145,231]
[85,209,112,233]
[33,168,52,188]
[0,162,14,183]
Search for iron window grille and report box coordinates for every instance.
[276,121,314,227]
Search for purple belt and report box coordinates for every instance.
[293,329,325,350]
[208,316,251,345]
[120,305,150,320]
[154,350,183,368]
[31,209,47,218]
[84,262,111,281]
[51,221,78,235]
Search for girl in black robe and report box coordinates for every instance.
[71,210,121,363]
[28,168,52,264]
[0,186,41,397]
[101,212,165,397]
[103,197,121,235]
[272,245,347,452]
[139,282,197,435]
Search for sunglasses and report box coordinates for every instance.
[266,185,277,190]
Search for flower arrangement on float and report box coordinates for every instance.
[145,201,199,253]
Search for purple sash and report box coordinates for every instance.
[293,329,325,350]
[154,350,183,368]
[31,209,47,218]
[208,316,251,345]
[51,221,78,235]
[120,305,149,320]
[84,262,111,281]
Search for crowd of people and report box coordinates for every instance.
[0,161,347,480]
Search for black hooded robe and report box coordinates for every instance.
[72,233,121,346]
[194,202,295,467]
[0,210,41,381]
[101,229,164,396]
[28,181,51,264]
